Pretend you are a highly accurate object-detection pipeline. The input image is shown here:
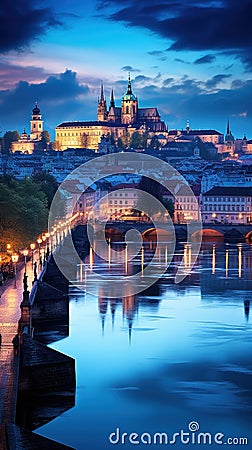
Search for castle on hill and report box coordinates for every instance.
[55,74,168,151]
[11,102,47,154]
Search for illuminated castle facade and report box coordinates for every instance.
[12,103,44,154]
[55,75,168,151]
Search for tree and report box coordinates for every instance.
[117,131,130,149]
[148,135,160,150]
[130,132,143,149]
[3,130,20,153]
[0,177,48,250]
[130,131,149,149]
[141,131,149,149]
[32,171,58,207]
[39,130,51,150]
[117,137,124,149]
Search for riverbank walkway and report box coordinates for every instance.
[0,260,34,450]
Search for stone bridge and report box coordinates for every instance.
[75,221,252,241]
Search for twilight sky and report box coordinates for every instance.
[0,0,252,139]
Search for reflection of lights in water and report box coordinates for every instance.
[184,245,187,267]
[108,238,111,269]
[183,244,192,269]
[238,244,242,278]
[212,244,216,274]
[165,246,168,265]
[125,244,128,274]
[141,246,144,276]
[225,249,229,278]
[90,246,93,269]
[188,244,192,268]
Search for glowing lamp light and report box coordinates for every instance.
[7,243,11,250]
[30,243,35,250]
[212,213,217,218]
[45,232,50,238]
[11,253,19,263]
[23,249,29,257]
[37,238,42,245]
[42,235,46,242]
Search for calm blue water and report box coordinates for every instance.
[37,242,252,449]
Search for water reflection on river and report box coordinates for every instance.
[38,242,252,449]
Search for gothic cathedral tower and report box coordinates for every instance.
[97,83,107,121]
[30,102,43,140]
[121,74,138,125]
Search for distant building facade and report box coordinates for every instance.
[55,75,168,151]
[202,187,252,224]
[11,103,46,154]
[168,123,224,145]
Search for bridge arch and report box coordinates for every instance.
[192,228,224,240]
[245,231,252,242]
[142,227,174,241]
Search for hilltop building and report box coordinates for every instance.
[11,103,47,154]
[55,74,168,151]
[167,121,224,145]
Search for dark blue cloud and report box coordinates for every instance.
[147,50,164,56]
[121,65,141,72]
[194,54,216,65]
[0,0,62,52]
[99,0,252,69]
[0,70,90,135]
[0,69,251,140]
[205,74,232,89]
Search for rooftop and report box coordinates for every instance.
[204,186,252,196]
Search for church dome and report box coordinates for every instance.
[32,102,40,114]
[122,74,137,101]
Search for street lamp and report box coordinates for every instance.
[37,237,42,265]
[41,234,47,263]
[11,253,19,288]
[23,249,28,273]
[45,232,50,258]
[30,243,35,267]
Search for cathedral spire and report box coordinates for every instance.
[110,88,115,108]
[100,82,105,102]
[98,82,107,121]
[227,119,230,135]
[126,72,133,95]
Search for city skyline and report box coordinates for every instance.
[0,0,252,138]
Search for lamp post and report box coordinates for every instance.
[42,234,47,263]
[45,232,50,258]
[37,238,42,266]
[30,243,35,267]
[23,249,28,273]
[11,253,19,288]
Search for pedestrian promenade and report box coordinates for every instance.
[0,260,34,450]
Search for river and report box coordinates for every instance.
[37,241,252,449]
